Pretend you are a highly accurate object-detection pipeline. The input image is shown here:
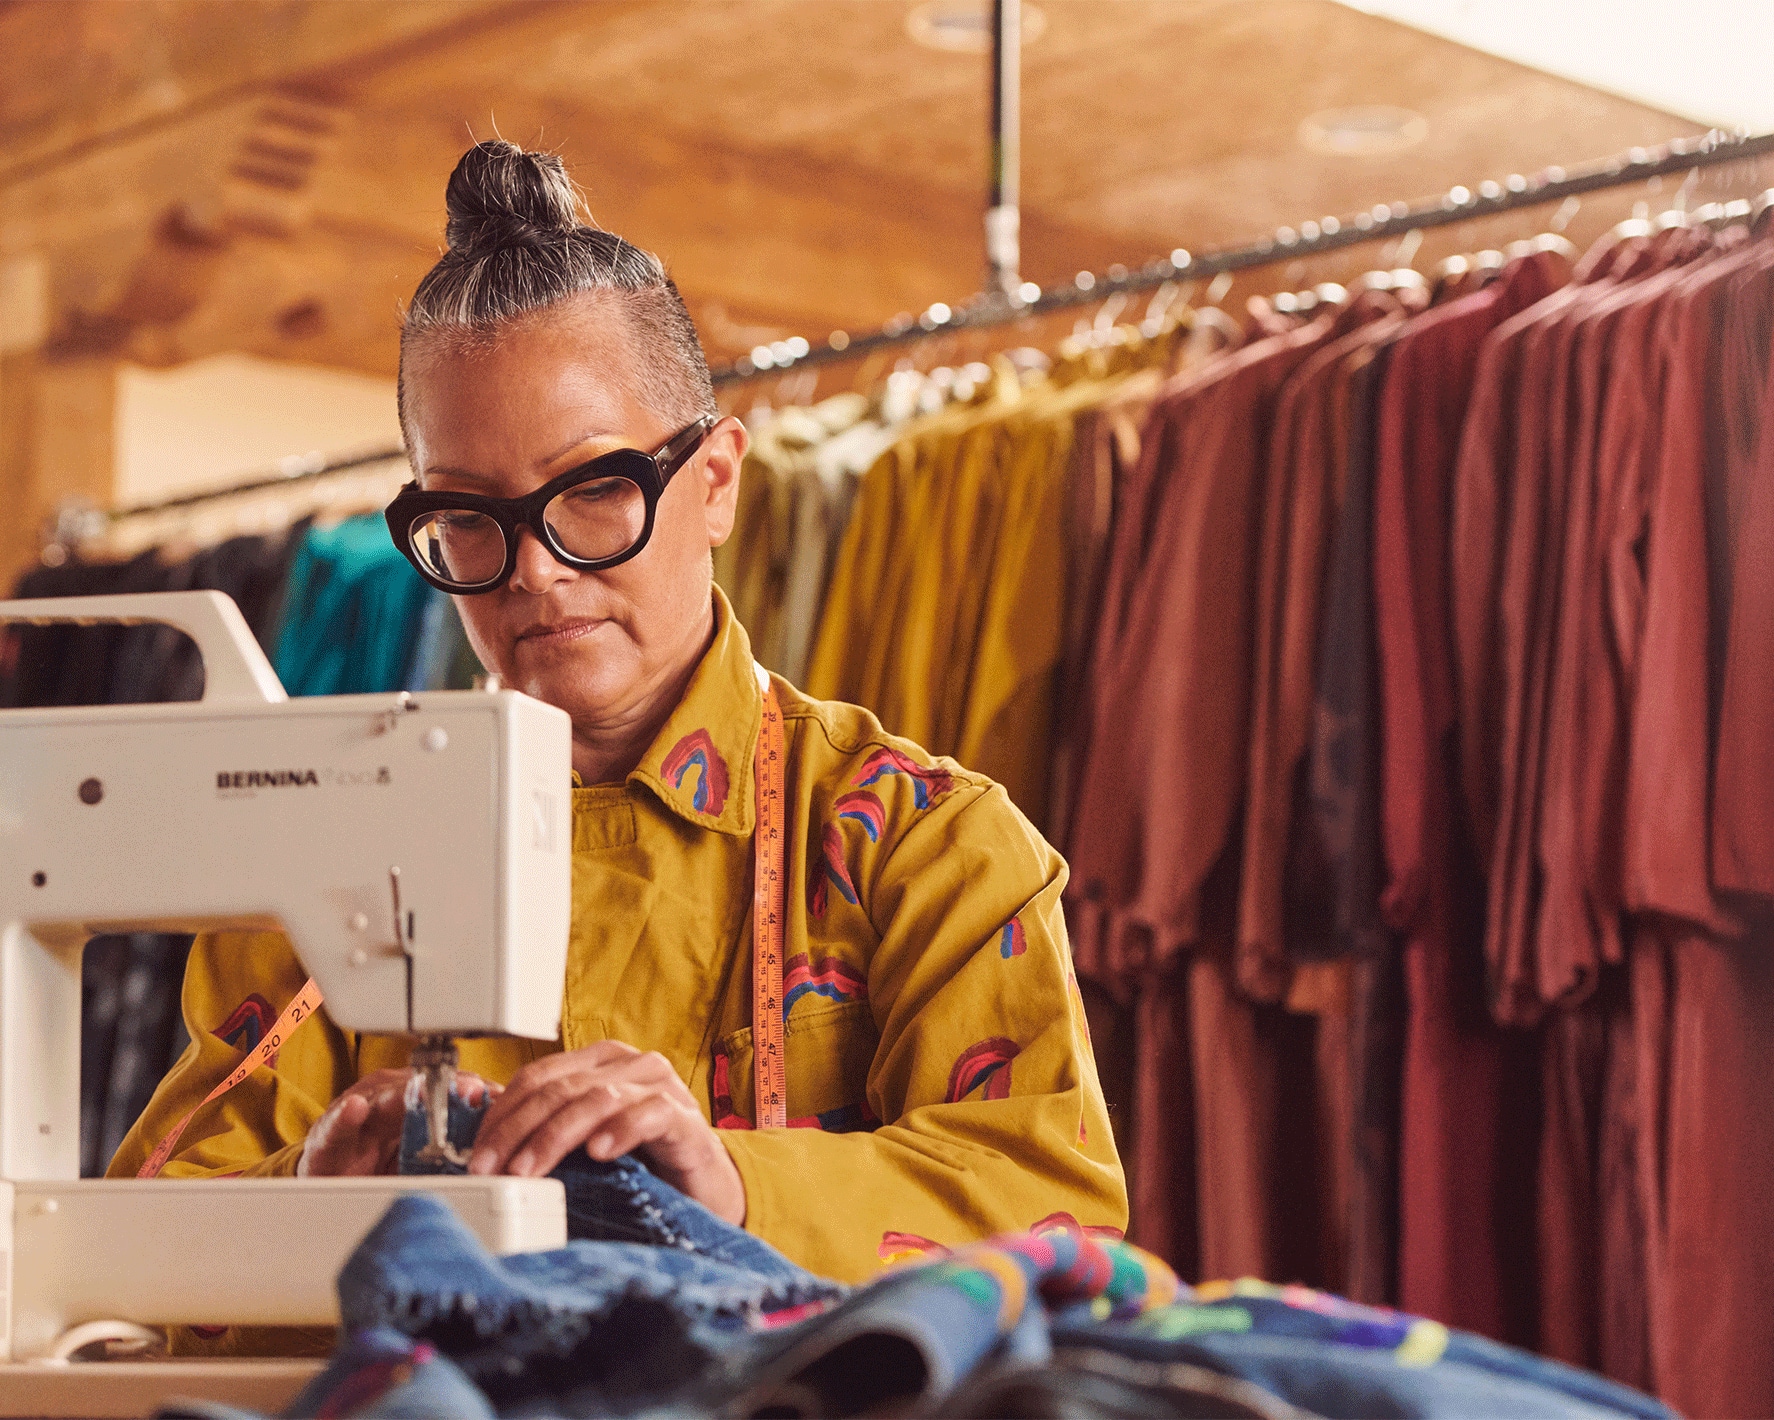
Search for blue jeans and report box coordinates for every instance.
[165,1101,1673,1419]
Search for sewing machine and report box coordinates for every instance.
[0,591,574,1409]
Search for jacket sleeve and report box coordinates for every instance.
[105,929,355,1180]
[718,781,1128,1282]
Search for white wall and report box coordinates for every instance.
[113,354,402,507]
[1335,0,1774,133]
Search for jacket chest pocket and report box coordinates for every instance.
[715,1000,879,1132]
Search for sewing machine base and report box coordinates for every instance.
[0,1175,566,1363]
[0,1358,324,1418]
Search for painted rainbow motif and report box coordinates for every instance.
[834,789,887,841]
[946,1036,1020,1103]
[853,746,955,809]
[783,952,867,1013]
[661,729,730,815]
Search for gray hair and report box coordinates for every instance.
[399,140,716,439]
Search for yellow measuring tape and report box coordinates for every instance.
[139,669,793,1174]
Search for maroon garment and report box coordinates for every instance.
[1535,232,1715,998]
[1487,236,1665,1031]
[1067,302,1366,1286]
[1524,235,1717,1378]
[1372,250,1568,1342]
[1449,238,1618,900]
[1623,237,1762,935]
[1709,252,1774,898]
[1620,232,1774,1418]
[1068,312,1343,977]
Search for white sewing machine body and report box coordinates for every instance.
[0,591,574,1369]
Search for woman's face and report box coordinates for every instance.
[401,294,745,738]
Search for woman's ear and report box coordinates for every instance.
[700,416,750,548]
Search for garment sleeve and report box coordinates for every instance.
[105,929,355,1180]
[718,782,1127,1282]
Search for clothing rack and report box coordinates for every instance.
[715,128,1774,383]
[63,128,1773,537]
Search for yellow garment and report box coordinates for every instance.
[714,393,871,677]
[805,358,1156,834]
[109,587,1125,1289]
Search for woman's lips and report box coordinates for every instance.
[514,618,605,650]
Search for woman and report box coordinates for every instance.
[112,141,1125,1285]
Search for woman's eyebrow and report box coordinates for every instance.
[537,430,627,468]
[420,431,627,487]
[417,464,502,489]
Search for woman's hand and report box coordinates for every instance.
[297,1068,495,1176]
[465,1042,746,1225]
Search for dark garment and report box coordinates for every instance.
[1293,344,1389,969]
[80,933,192,1177]
[1239,291,1413,1000]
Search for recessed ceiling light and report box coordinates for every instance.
[1299,105,1428,156]
[907,0,1048,53]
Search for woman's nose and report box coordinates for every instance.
[507,524,573,594]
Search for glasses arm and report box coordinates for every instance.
[655,415,718,476]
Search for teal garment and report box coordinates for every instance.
[273,516,432,697]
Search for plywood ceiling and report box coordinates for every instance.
[0,0,1708,379]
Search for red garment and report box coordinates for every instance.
[1067,303,1368,1286]
[1524,234,1716,1376]
[1622,232,1774,1418]
[1487,236,1667,1029]
[1449,239,1617,899]
[1535,232,1715,994]
[1709,254,1774,897]
[1068,311,1343,976]
[1623,239,1760,936]
[1372,250,1568,1342]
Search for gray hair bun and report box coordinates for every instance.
[444,140,583,253]
[402,139,715,429]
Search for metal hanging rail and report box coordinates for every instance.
[712,127,1774,385]
[80,128,1773,530]
[985,0,1022,299]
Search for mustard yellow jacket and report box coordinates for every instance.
[109,587,1126,1284]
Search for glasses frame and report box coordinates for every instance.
[385,414,718,594]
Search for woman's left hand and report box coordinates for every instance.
[465,1040,746,1224]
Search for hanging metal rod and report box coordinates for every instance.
[985,0,1022,299]
[713,127,1774,385]
[79,128,1773,531]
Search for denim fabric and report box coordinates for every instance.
[1057,1284,1674,1420]
[264,1104,1677,1418]
[397,1095,817,1278]
[338,1193,842,1413]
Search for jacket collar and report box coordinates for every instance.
[628,584,762,837]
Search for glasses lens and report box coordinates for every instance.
[544,476,646,562]
[408,509,506,588]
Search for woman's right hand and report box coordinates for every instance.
[297,1068,496,1176]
